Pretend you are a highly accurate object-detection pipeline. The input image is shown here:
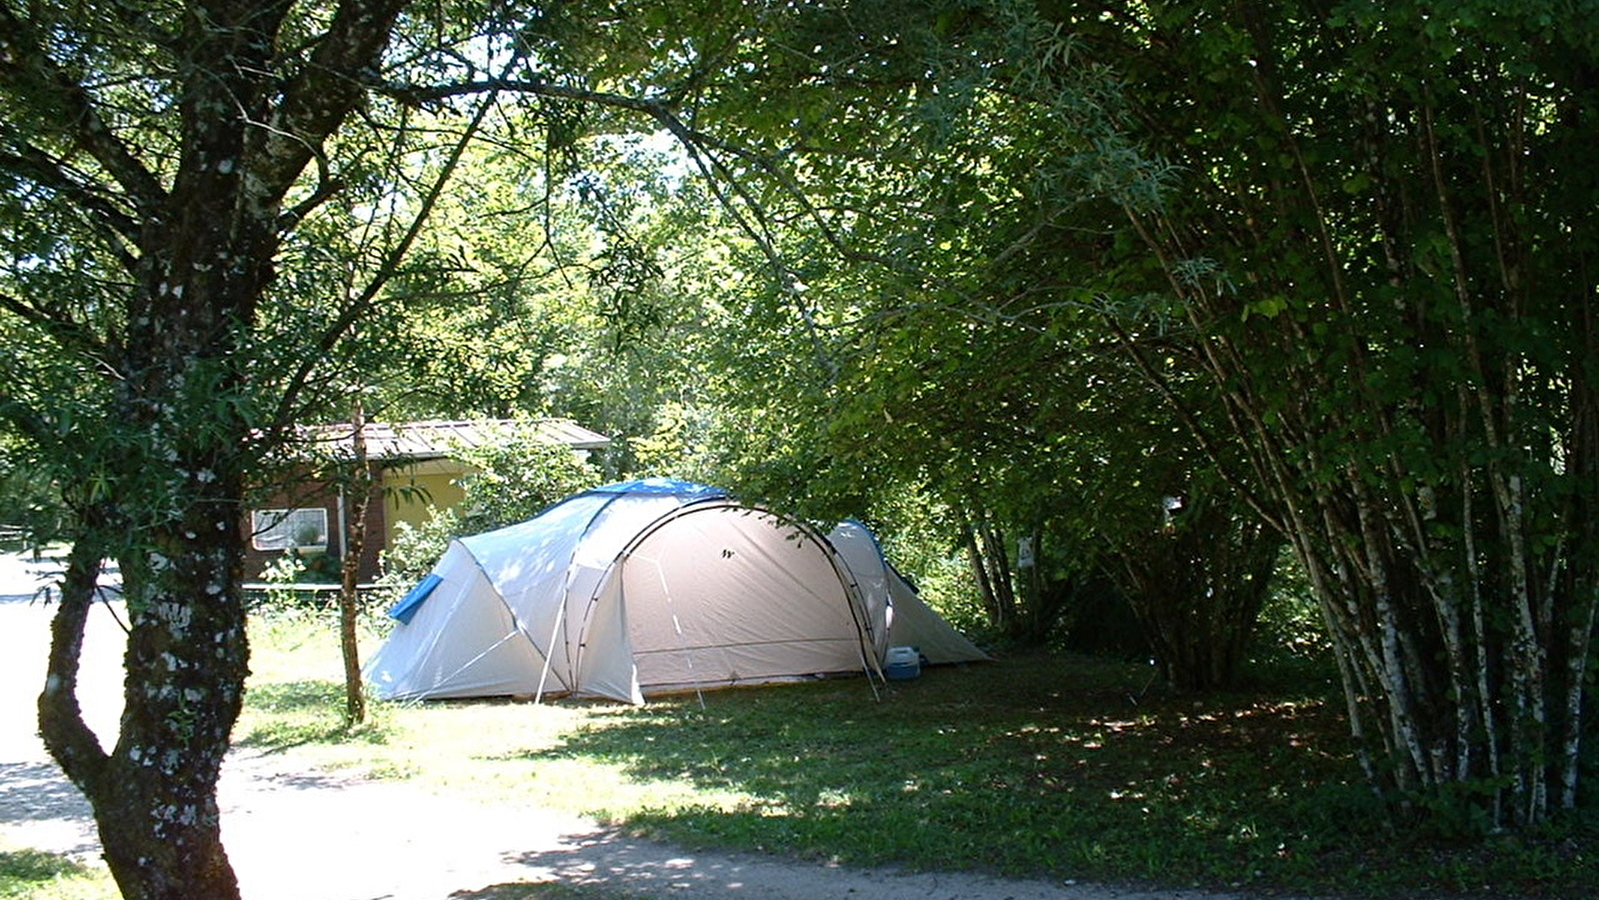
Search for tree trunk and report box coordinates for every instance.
[32,6,316,888]
[40,501,250,900]
[4,0,435,894]
[957,511,1007,630]
[977,520,1019,634]
[339,397,372,725]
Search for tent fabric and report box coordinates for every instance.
[365,478,987,704]
[825,521,989,665]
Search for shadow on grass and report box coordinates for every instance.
[0,847,95,884]
[495,654,1594,899]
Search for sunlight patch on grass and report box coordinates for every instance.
[0,844,115,900]
[234,679,396,757]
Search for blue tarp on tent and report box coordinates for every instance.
[388,572,442,624]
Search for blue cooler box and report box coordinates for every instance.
[884,645,921,680]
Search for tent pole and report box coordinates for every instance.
[534,600,565,704]
[858,639,882,703]
[820,532,884,703]
[665,602,707,711]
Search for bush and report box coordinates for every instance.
[379,508,461,592]
[451,428,603,535]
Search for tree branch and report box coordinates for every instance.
[1101,300,1285,536]
[245,0,410,212]
[0,290,112,362]
[0,143,141,267]
[268,53,519,434]
[37,538,113,794]
[0,2,168,219]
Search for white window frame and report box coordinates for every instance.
[251,508,330,552]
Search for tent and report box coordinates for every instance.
[365,478,987,704]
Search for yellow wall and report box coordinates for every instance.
[382,459,470,544]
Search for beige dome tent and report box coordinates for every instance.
[365,478,986,704]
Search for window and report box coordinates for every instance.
[252,508,329,551]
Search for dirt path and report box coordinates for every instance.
[0,553,1252,900]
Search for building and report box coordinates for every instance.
[245,418,611,583]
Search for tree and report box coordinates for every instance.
[751,0,1597,825]
[1106,484,1280,691]
[673,0,1597,824]
[361,128,724,476]
[1015,0,1599,825]
[336,394,372,725]
[0,1,795,896]
[664,2,1283,673]
[0,439,67,552]
[0,3,418,895]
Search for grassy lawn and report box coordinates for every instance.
[228,612,1596,900]
[0,843,111,900]
[5,611,1591,899]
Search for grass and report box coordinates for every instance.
[11,609,1593,899]
[0,843,113,900]
[232,611,1599,900]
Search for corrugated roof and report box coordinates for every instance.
[302,418,611,462]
